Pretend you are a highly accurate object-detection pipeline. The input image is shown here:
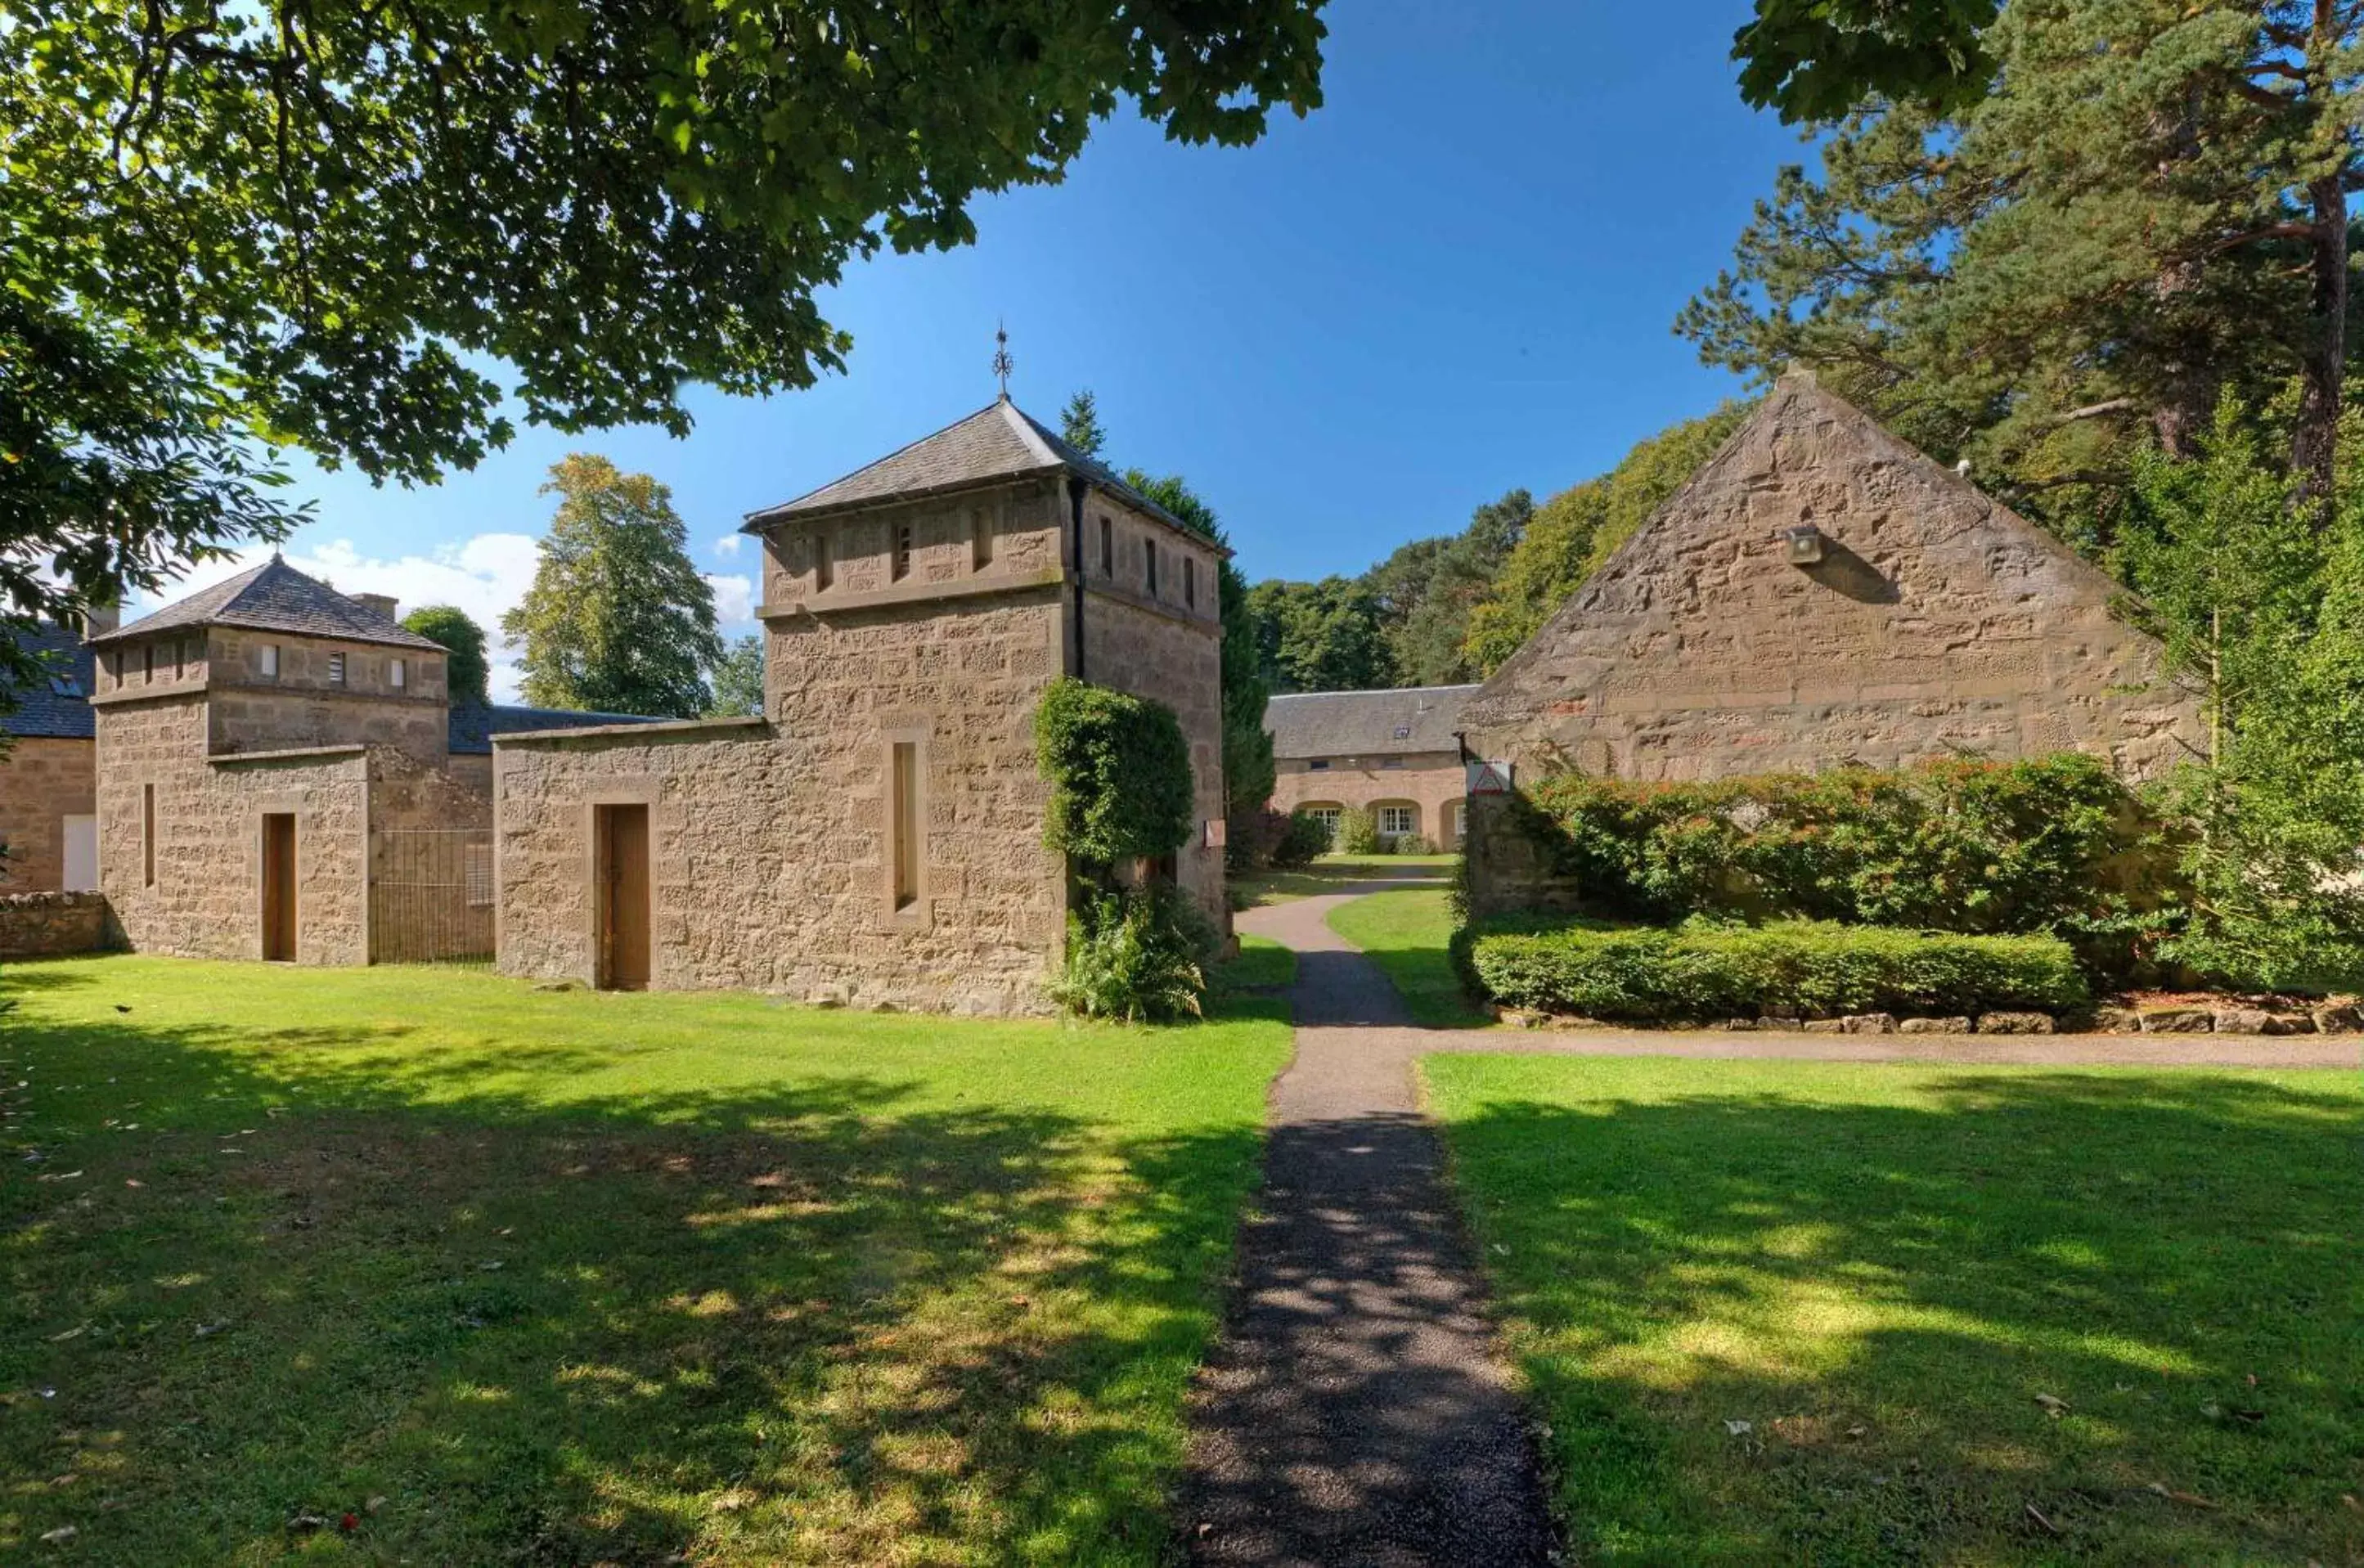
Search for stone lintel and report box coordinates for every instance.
[207,743,369,765]
[758,565,1065,621]
[491,715,770,747]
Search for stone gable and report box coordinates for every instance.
[1462,378,2202,781]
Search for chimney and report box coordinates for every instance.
[353,592,400,624]
[80,600,120,638]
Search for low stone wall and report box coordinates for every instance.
[1460,791,1584,920]
[0,891,110,959]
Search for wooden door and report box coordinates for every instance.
[261,813,297,961]
[595,804,651,991]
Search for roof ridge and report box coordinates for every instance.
[743,400,1025,524]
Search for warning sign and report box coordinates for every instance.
[1465,760,1514,795]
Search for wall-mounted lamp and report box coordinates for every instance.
[1779,524,1825,566]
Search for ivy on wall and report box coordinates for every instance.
[1033,676,1194,869]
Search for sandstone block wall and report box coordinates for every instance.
[92,629,450,763]
[1270,752,1468,848]
[1462,380,2203,784]
[97,694,371,964]
[1080,527,1227,921]
[497,586,1076,1013]
[0,892,108,958]
[0,737,96,891]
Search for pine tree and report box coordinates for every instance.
[504,455,723,717]
[1059,390,1108,459]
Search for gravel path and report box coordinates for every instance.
[1176,889,1557,1567]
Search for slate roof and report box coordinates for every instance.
[1265,685,1479,760]
[447,703,663,756]
[2,623,97,741]
[92,557,446,652]
[743,397,1215,546]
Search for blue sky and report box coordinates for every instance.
[155,0,1804,699]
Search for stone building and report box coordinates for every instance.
[1461,376,2202,782]
[1265,685,1476,849]
[493,397,1226,1012]
[86,558,634,964]
[0,617,105,892]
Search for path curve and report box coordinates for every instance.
[1176,886,1557,1567]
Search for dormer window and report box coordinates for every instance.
[328,652,347,685]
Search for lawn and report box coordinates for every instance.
[1325,885,1491,1028]
[1425,1055,2364,1565]
[1212,933,1297,996]
[1229,853,1458,908]
[0,956,1292,1565]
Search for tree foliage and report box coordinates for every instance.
[1059,390,1109,460]
[1687,0,2362,529]
[1,0,1328,701]
[1247,576,1396,693]
[705,634,767,719]
[503,456,722,717]
[1733,0,1998,124]
[1364,489,1530,685]
[1033,676,1195,868]
[1462,405,1752,674]
[400,604,490,706]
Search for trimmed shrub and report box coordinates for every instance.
[1272,810,1331,868]
[1333,806,1381,856]
[1503,754,2180,977]
[1050,886,1216,1022]
[1460,918,2088,1022]
[1393,832,1440,856]
[1034,677,1193,865]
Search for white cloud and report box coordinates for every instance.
[706,573,757,627]
[712,533,743,558]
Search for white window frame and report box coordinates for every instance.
[389,657,407,690]
[327,652,347,685]
[1377,804,1418,838]
[258,643,280,679]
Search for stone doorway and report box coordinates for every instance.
[260,813,297,961]
[594,803,650,991]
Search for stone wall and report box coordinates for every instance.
[0,736,96,892]
[1270,752,1467,849]
[92,628,450,763]
[1462,379,2203,784]
[97,693,371,964]
[497,584,1076,1013]
[0,892,108,959]
[1078,499,1227,919]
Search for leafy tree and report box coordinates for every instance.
[400,605,490,707]
[1125,470,1276,818]
[1733,0,1998,124]
[706,635,768,719]
[1463,405,1751,673]
[1382,489,1530,685]
[1,0,1328,699]
[1060,391,1109,460]
[2119,398,2364,988]
[504,456,722,717]
[1687,0,2362,524]
[1247,576,1395,692]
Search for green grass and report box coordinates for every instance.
[1229,854,1457,908]
[1212,934,1297,995]
[0,956,1292,1564]
[1324,886,1491,1028]
[1424,1055,2364,1566]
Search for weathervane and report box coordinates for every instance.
[991,321,1014,399]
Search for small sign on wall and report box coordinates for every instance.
[1466,759,1514,795]
[1202,818,1227,849]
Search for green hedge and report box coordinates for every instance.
[1503,754,2180,976]
[1034,677,1193,866]
[1459,919,2088,1022]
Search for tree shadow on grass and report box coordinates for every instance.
[1440,1070,2364,1566]
[0,1006,1265,1565]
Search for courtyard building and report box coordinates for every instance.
[1265,684,1476,849]
[492,396,1226,1013]
[0,613,106,892]
[84,558,636,964]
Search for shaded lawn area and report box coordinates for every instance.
[1425,1056,2364,1565]
[1229,854,1457,908]
[1212,934,1297,997]
[1325,886,1491,1028]
[0,956,1292,1564]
